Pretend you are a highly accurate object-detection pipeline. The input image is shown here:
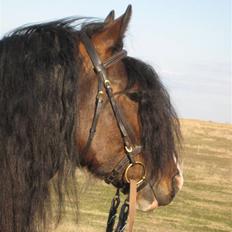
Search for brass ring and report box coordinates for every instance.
[124,162,146,185]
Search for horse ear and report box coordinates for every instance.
[117,5,132,37]
[104,10,115,24]
[93,5,132,52]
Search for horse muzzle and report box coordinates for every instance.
[136,172,184,211]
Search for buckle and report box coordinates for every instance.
[125,145,133,153]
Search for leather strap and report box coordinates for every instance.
[127,180,137,232]
[81,79,104,155]
[103,50,127,69]
[80,32,105,73]
[80,32,134,151]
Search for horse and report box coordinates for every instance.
[0,5,183,232]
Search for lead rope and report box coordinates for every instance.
[106,180,137,232]
[127,180,137,232]
[106,189,120,232]
[115,198,129,232]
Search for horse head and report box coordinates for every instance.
[0,5,183,232]
[77,5,183,211]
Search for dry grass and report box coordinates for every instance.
[53,119,232,232]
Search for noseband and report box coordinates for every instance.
[80,32,147,231]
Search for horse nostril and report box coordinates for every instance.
[170,190,176,200]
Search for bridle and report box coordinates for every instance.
[80,32,148,231]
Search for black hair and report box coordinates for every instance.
[0,19,82,232]
[123,57,181,176]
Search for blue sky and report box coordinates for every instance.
[0,0,231,123]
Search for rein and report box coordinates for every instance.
[80,32,147,231]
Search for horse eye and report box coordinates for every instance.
[127,92,141,102]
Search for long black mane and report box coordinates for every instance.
[0,19,83,232]
[123,57,181,176]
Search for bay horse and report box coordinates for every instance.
[0,5,183,232]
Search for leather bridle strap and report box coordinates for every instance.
[80,32,135,156]
[81,77,104,155]
[103,50,127,69]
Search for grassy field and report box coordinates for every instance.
[54,119,232,232]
